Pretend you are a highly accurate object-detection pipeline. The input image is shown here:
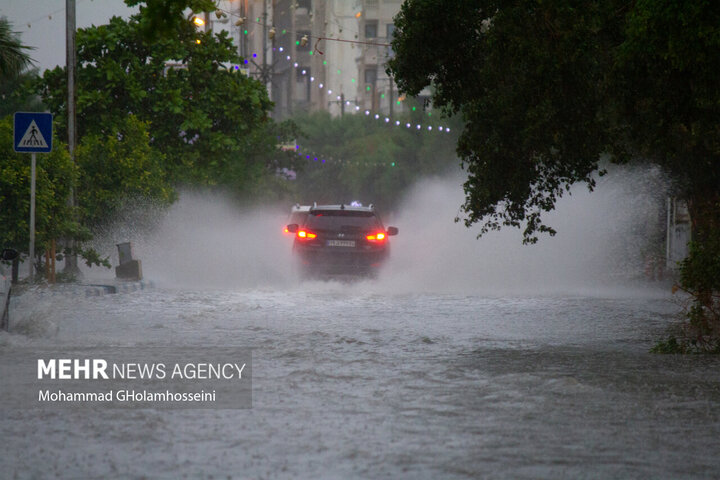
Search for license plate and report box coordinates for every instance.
[327,240,355,247]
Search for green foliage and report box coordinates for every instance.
[611,0,720,199]
[0,116,77,254]
[389,0,622,243]
[390,0,720,351]
[614,1,720,353]
[389,0,719,241]
[76,115,175,228]
[650,336,685,354]
[0,69,43,118]
[681,235,720,298]
[35,13,275,193]
[2,2,285,278]
[666,226,720,353]
[291,111,460,209]
[125,0,217,42]
[0,18,35,80]
[33,11,282,196]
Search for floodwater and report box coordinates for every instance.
[2,171,719,479]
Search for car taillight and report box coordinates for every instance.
[297,230,317,240]
[366,232,386,243]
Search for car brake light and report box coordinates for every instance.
[366,232,386,242]
[297,230,317,240]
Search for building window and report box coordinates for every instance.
[364,68,377,91]
[296,67,311,102]
[386,23,395,40]
[297,0,311,9]
[365,21,378,39]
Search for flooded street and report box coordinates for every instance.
[2,173,720,479]
[3,284,720,479]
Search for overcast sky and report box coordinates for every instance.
[1,0,137,72]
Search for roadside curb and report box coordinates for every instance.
[83,280,155,297]
[14,280,156,298]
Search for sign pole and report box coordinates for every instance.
[29,153,36,280]
[13,111,53,281]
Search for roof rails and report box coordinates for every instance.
[307,203,376,211]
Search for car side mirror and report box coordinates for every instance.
[386,226,398,236]
[286,224,299,233]
[1,248,18,261]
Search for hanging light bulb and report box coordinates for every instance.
[300,34,309,47]
[269,27,276,39]
[192,16,205,27]
[235,17,245,26]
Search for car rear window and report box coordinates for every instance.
[307,210,382,229]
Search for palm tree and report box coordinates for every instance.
[0,17,35,80]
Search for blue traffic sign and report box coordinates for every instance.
[14,112,53,153]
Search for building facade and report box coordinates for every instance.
[208,0,403,119]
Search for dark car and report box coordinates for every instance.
[286,204,398,277]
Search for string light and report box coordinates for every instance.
[293,144,399,168]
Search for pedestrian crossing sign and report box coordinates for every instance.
[14,112,53,153]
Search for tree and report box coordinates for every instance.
[388,0,623,242]
[35,13,276,192]
[612,0,720,237]
[0,18,41,118]
[388,0,720,350]
[76,115,175,229]
[291,110,460,209]
[615,0,720,351]
[124,0,216,42]
[0,17,34,80]
[0,69,44,118]
[0,116,78,264]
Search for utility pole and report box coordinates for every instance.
[64,0,79,275]
[250,0,276,91]
[262,0,268,84]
